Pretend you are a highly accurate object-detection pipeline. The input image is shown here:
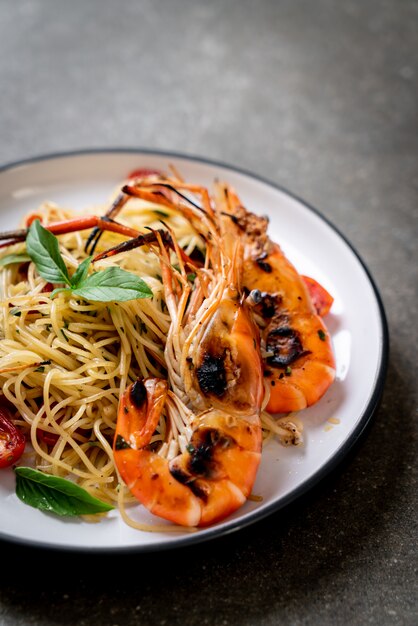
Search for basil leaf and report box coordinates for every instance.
[70,255,92,287]
[0,253,31,267]
[26,220,71,285]
[15,466,114,516]
[50,287,71,299]
[71,266,153,302]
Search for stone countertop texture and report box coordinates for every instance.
[0,1,416,625]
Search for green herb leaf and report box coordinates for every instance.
[70,256,92,287]
[15,466,114,516]
[0,253,31,267]
[24,220,153,304]
[71,266,153,302]
[51,287,71,299]
[26,220,71,285]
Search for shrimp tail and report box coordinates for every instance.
[114,377,202,527]
[114,378,167,450]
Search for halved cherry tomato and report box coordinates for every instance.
[302,275,334,317]
[0,406,25,468]
[127,168,162,180]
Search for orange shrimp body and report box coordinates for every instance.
[113,283,264,528]
[113,378,206,526]
[114,378,203,527]
[242,242,335,413]
[217,185,336,414]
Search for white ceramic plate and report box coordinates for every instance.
[0,150,388,552]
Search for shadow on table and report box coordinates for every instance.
[0,349,414,624]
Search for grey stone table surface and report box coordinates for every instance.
[0,1,416,625]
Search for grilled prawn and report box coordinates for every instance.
[101,225,263,527]
[215,184,336,413]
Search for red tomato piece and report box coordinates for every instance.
[127,168,162,180]
[36,428,59,447]
[302,275,334,317]
[0,406,25,468]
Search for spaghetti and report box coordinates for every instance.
[0,179,306,530]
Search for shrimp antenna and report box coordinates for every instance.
[85,191,129,255]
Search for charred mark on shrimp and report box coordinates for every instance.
[259,292,280,319]
[196,352,228,397]
[115,434,131,450]
[255,252,273,273]
[130,379,147,407]
[189,427,233,476]
[266,318,310,367]
[169,466,208,501]
[170,427,236,500]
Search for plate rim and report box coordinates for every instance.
[0,147,389,553]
